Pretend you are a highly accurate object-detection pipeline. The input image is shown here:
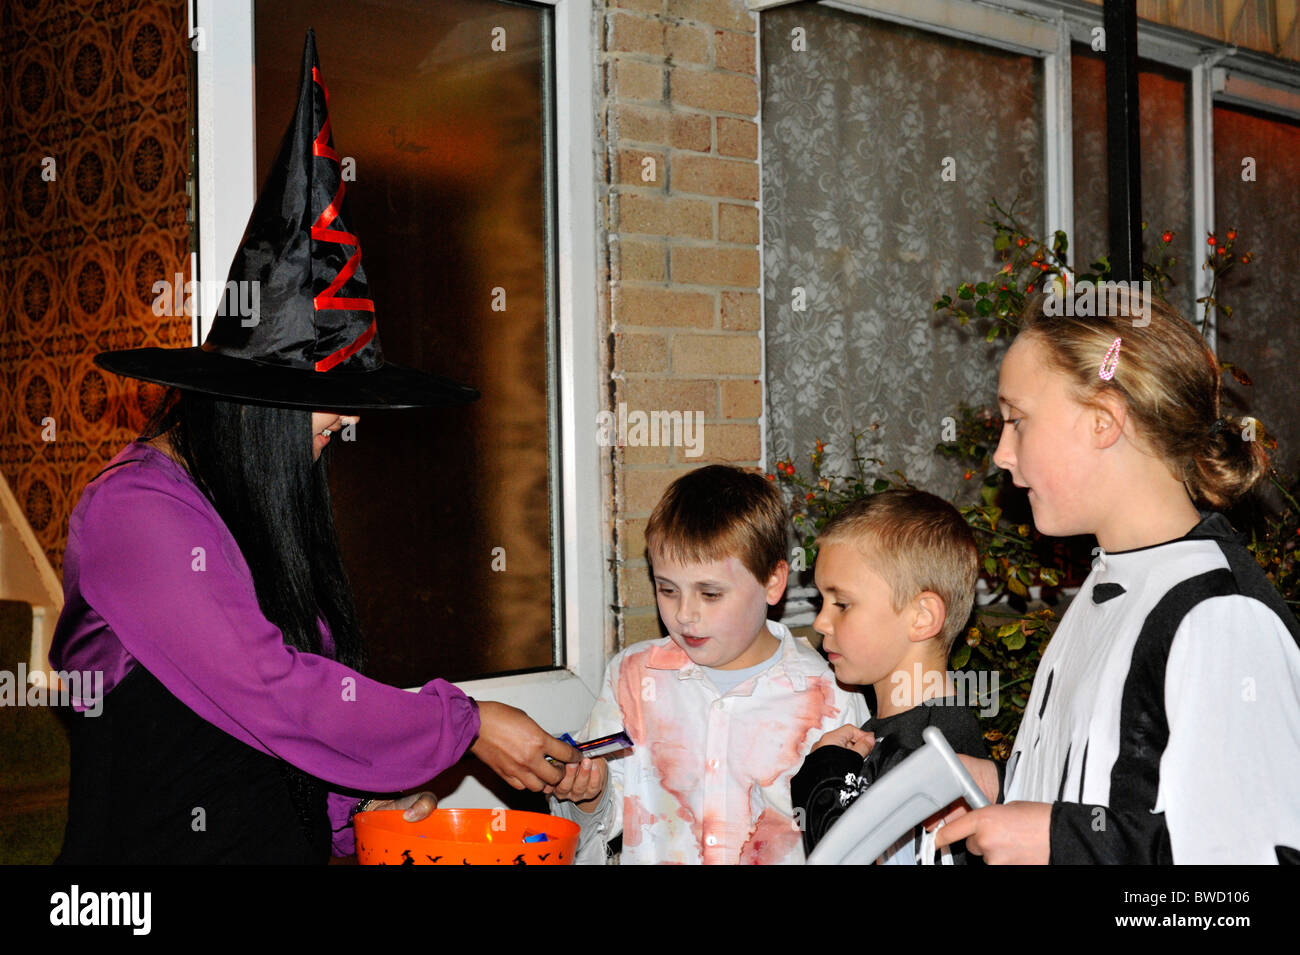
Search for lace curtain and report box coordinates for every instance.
[761,4,1043,503]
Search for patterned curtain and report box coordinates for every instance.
[761,3,1043,500]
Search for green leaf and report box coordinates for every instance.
[994,233,1011,251]
[1003,630,1026,651]
[1039,567,1060,587]
[1007,577,1028,597]
[976,282,990,296]
[872,479,889,493]
[957,283,975,300]
[984,555,997,576]
[985,326,999,343]
[1053,231,1068,254]
[950,644,971,669]
[996,622,1020,639]
[975,298,994,317]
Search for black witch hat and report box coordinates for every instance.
[95,30,478,410]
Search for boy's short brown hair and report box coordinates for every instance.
[644,465,788,585]
[817,489,978,651]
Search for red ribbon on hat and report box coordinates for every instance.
[309,65,377,373]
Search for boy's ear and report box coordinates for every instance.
[764,560,790,606]
[909,592,947,643]
[1093,391,1128,450]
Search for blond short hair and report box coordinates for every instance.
[818,489,978,651]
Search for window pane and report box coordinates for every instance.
[1214,102,1300,476]
[762,5,1043,493]
[254,0,557,683]
[1071,46,1196,320]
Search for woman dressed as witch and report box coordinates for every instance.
[49,32,578,864]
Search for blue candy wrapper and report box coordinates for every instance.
[560,729,634,759]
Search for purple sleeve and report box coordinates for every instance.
[75,464,482,803]
[329,790,359,857]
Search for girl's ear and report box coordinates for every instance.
[1093,391,1128,450]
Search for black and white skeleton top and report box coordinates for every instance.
[1003,512,1300,864]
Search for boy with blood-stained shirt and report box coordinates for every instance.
[548,465,868,864]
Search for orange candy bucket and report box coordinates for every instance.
[354,807,581,865]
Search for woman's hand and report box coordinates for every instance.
[548,757,607,813]
[469,700,580,790]
[811,725,876,757]
[933,801,1052,864]
[368,791,438,822]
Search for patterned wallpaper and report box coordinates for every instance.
[1,0,191,578]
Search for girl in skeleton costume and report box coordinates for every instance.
[936,288,1300,864]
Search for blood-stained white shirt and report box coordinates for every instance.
[551,620,869,864]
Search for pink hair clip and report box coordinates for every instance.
[1099,337,1122,380]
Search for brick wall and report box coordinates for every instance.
[600,0,764,649]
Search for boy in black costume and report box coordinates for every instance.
[792,490,991,864]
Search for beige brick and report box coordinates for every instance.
[670,112,712,152]
[672,154,758,200]
[714,28,757,73]
[615,285,714,327]
[615,104,670,144]
[666,20,710,64]
[623,609,665,645]
[679,422,761,462]
[672,0,756,33]
[616,149,667,188]
[619,561,657,608]
[610,12,666,56]
[621,516,650,560]
[615,331,669,371]
[721,290,760,329]
[613,0,663,12]
[717,116,758,159]
[721,378,762,418]
[612,57,664,103]
[669,67,757,115]
[670,246,760,287]
[718,202,759,244]
[670,333,760,374]
[665,197,714,237]
[622,376,717,414]
[616,194,712,239]
[624,442,672,466]
[625,467,684,513]
[616,241,668,282]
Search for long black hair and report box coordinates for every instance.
[142,388,367,848]
[143,388,365,672]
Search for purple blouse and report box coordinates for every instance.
[50,440,481,856]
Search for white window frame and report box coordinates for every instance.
[192,0,605,808]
